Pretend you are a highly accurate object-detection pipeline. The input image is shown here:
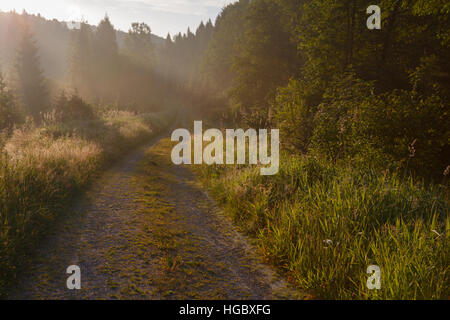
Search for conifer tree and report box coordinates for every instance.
[0,69,19,130]
[69,22,94,98]
[92,15,119,102]
[94,15,118,61]
[14,23,48,121]
[123,22,154,68]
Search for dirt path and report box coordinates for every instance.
[8,133,300,300]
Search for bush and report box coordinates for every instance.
[311,72,375,162]
[54,91,94,122]
[276,72,450,179]
[273,79,316,153]
[354,89,450,179]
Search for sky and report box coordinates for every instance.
[0,0,236,37]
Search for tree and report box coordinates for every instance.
[14,23,48,121]
[91,15,119,102]
[69,22,94,98]
[201,1,249,96]
[0,70,19,130]
[123,22,155,68]
[94,15,118,62]
[159,33,173,83]
[231,0,300,127]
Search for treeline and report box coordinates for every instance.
[1,2,449,178]
[163,0,449,180]
[0,11,71,81]
[156,20,215,103]
[69,18,167,110]
[0,12,168,132]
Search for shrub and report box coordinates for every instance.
[306,72,449,178]
[354,89,450,179]
[273,79,316,153]
[54,91,94,122]
[311,72,375,161]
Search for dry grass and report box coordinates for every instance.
[0,109,173,296]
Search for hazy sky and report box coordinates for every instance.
[0,0,235,37]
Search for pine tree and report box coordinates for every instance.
[204,19,214,40]
[231,0,300,126]
[14,23,48,122]
[92,15,119,102]
[123,22,154,68]
[94,15,118,63]
[196,21,205,37]
[164,33,172,48]
[0,69,20,130]
[162,33,173,80]
[69,22,94,98]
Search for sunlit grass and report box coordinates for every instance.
[196,155,449,299]
[0,109,173,297]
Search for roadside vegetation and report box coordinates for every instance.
[196,155,449,299]
[187,0,449,299]
[0,96,174,297]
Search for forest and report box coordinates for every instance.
[0,0,449,300]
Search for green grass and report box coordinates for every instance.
[0,109,174,297]
[195,155,449,299]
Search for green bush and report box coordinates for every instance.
[310,72,375,162]
[274,72,450,179]
[54,91,94,123]
[273,79,316,153]
[353,89,450,179]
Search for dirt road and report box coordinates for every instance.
[9,131,299,299]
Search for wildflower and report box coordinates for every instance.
[444,165,450,177]
[324,239,333,245]
[408,139,417,158]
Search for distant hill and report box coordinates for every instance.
[0,11,164,81]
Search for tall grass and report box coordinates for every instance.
[0,110,173,296]
[196,155,449,299]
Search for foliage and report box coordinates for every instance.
[0,71,21,131]
[53,91,94,122]
[0,1,448,300]
[123,22,155,68]
[14,23,48,122]
[310,72,450,178]
[273,79,315,153]
[197,155,449,299]
[311,72,376,162]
